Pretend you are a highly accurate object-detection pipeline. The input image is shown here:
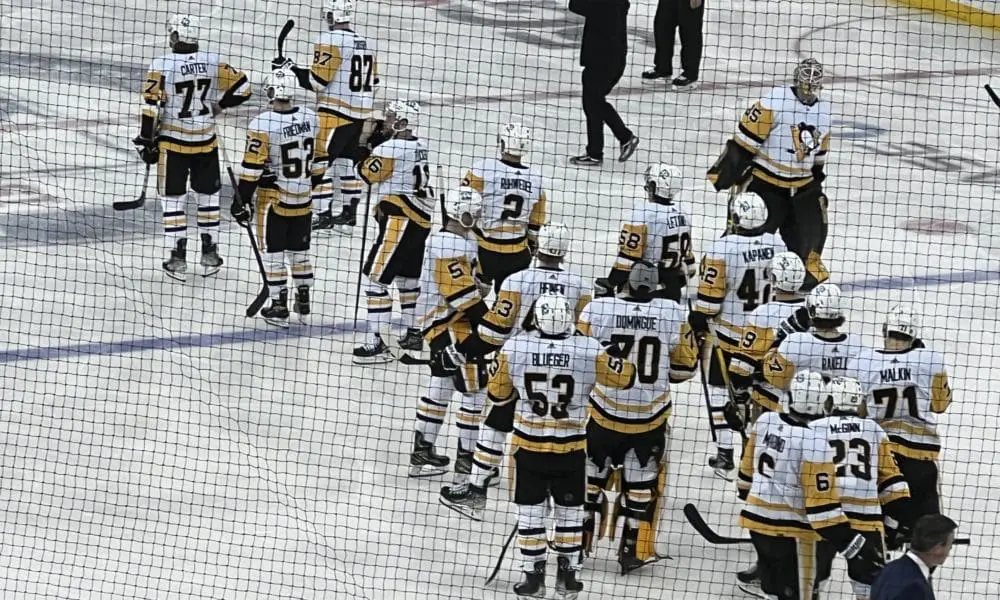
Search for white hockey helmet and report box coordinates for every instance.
[264,68,295,102]
[167,15,200,47]
[786,369,829,418]
[443,186,482,228]
[324,0,354,24]
[807,283,844,321]
[883,303,919,340]
[385,99,420,133]
[627,261,659,295]
[499,123,531,157]
[729,195,768,232]
[644,163,681,200]
[828,376,865,415]
[769,251,806,294]
[536,222,571,258]
[794,58,824,100]
[534,292,574,337]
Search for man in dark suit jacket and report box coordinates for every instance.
[872,514,957,600]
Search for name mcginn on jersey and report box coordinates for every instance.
[829,421,862,434]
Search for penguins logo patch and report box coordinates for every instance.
[790,123,821,161]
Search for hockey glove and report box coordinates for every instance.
[133,136,159,165]
[722,390,751,432]
[594,277,615,298]
[431,344,466,374]
[884,517,910,552]
[688,310,712,344]
[231,198,252,226]
[842,533,885,585]
[271,56,295,71]
[475,272,493,298]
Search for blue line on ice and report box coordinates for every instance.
[1,267,997,364]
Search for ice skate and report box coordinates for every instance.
[293,285,310,322]
[162,239,188,281]
[439,481,486,521]
[199,233,223,277]
[555,556,583,600]
[513,562,546,598]
[353,332,393,364]
[261,289,290,328]
[709,448,735,480]
[409,431,450,477]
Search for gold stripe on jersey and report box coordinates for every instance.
[931,372,952,413]
[160,122,216,136]
[487,352,515,404]
[159,138,218,154]
[433,255,481,313]
[511,428,587,454]
[800,461,848,531]
[731,323,779,378]
[576,320,593,338]
[476,232,530,253]
[240,130,270,181]
[479,289,521,346]
[752,383,783,413]
[736,101,775,147]
[218,63,250,99]
[256,188,312,217]
[595,351,636,389]
[359,155,395,185]
[614,223,647,271]
[876,440,909,505]
[883,422,942,461]
[315,109,355,162]
[381,195,432,229]
[694,257,727,314]
[737,430,756,495]
[589,391,670,434]
[528,192,547,231]
[749,164,813,189]
[462,170,486,194]
[762,348,795,390]
[575,294,592,320]
[310,43,343,87]
[754,149,812,176]
[316,94,375,116]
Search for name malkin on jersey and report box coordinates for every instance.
[880,367,912,383]
[531,352,571,368]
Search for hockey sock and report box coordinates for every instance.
[336,158,363,210]
[397,277,420,328]
[517,502,548,571]
[193,192,220,243]
[288,251,314,289]
[552,504,584,566]
[264,252,287,299]
[312,174,335,215]
[456,390,486,455]
[161,194,187,249]
[709,385,735,451]
[470,423,505,487]
[365,280,393,329]
[415,376,454,446]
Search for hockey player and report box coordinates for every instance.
[597,163,696,302]
[463,123,547,292]
[761,283,866,391]
[737,370,884,600]
[136,14,251,280]
[847,304,953,528]
[273,0,378,233]
[231,69,322,327]
[354,100,432,362]
[814,376,911,600]
[687,195,788,476]
[483,293,634,599]
[729,251,811,415]
[438,222,590,509]
[706,58,832,290]
[578,261,698,573]
[407,187,490,478]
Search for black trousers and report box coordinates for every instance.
[653,0,704,78]
[747,178,828,274]
[750,532,835,600]
[582,64,633,159]
[894,454,940,520]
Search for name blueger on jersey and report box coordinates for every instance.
[829,421,862,434]
[180,62,209,76]
[762,432,786,453]
[615,315,658,330]
[282,121,313,138]
[880,367,912,383]
[531,352,571,367]
[742,247,775,263]
[500,178,533,192]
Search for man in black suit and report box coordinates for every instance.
[568,0,640,167]
[872,514,957,600]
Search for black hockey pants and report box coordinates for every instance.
[748,178,828,286]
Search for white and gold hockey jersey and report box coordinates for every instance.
[848,347,953,461]
[614,199,696,277]
[478,266,591,347]
[239,107,323,217]
[730,298,810,411]
[810,414,910,533]
[416,231,485,340]
[734,86,832,189]
[141,51,251,153]
[358,137,433,228]
[694,232,787,348]
[307,28,377,119]
[737,411,849,540]
[462,158,547,254]
[488,332,634,454]
[763,332,866,391]
[578,297,699,433]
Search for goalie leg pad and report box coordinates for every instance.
[415,373,456,446]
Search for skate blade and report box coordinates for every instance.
[263,317,290,329]
[199,265,221,278]
[163,269,187,282]
[332,225,355,236]
[514,588,546,599]
[409,464,449,478]
[620,554,670,575]
[672,81,701,91]
[439,497,484,521]
[555,589,580,600]
[295,312,310,325]
[352,353,394,365]
[737,582,777,600]
[713,467,735,482]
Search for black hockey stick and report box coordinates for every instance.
[986,84,1000,109]
[689,300,718,443]
[277,19,295,58]
[485,525,518,585]
[223,164,270,317]
[113,163,151,211]
[353,184,373,328]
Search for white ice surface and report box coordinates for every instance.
[1,0,999,597]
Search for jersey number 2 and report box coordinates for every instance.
[176,79,211,119]
[737,268,771,311]
[525,373,575,419]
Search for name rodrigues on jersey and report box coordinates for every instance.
[281,121,313,138]
[880,367,912,383]
[762,432,786,453]
[742,247,775,263]
[829,422,862,434]
[615,315,658,330]
[500,178,533,193]
[823,356,849,371]
[180,62,209,76]
[530,352,571,368]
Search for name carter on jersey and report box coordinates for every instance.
[180,62,209,76]
[530,352,571,368]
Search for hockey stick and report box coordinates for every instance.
[277,19,295,58]
[219,138,270,316]
[683,503,751,545]
[689,300,718,443]
[353,184,373,328]
[114,163,152,211]
[485,525,518,585]
[714,344,749,443]
[986,84,1000,109]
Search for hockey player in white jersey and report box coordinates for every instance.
[736,371,883,600]
[273,0,378,232]
[136,15,251,280]
[439,223,590,508]
[707,58,832,290]
[456,293,634,599]
[848,304,953,528]
[353,100,433,362]
[463,123,548,291]
[232,69,323,327]
[813,376,911,600]
[579,262,698,573]
[596,163,696,302]
[687,195,788,475]
[407,187,491,478]
[762,283,867,392]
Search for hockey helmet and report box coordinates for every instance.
[729,195,768,232]
[627,261,659,295]
[385,99,420,133]
[499,123,531,157]
[264,68,295,102]
[769,251,806,294]
[167,15,200,47]
[807,283,844,321]
[443,186,482,228]
[828,376,865,415]
[325,0,354,24]
[534,292,574,337]
[786,369,828,418]
[536,222,571,258]
[644,163,681,200]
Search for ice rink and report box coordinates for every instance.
[1,0,999,597]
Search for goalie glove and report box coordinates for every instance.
[132,135,159,165]
[430,343,466,374]
[841,533,885,585]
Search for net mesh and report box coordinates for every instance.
[0,0,997,598]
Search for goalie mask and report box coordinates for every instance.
[534,292,574,337]
[167,15,200,47]
[793,58,824,103]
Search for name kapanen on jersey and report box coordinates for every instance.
[500,178,533,193]
[824,355,849,371]
[540,282,567,295]
[828,422,862,435]
[615,315,658,330]
[180,62,209,76]
[282,121,313,138]
[762,432,786,453]
[530,352,571,368]
[880,367,912,383]
[742,247,775,263]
